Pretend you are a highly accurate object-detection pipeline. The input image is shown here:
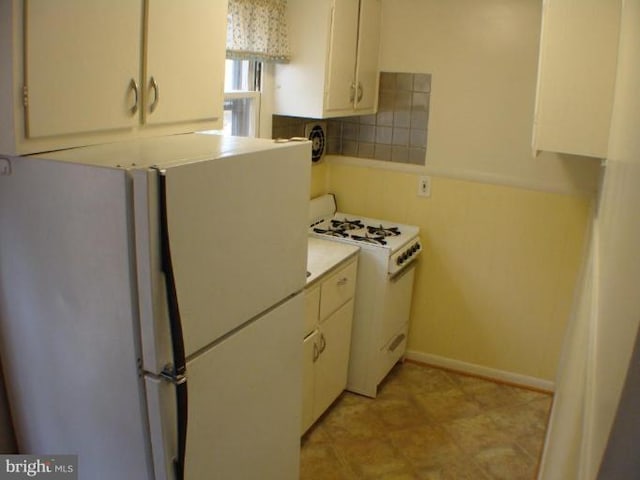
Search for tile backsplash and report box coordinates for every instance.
[272,72,430,166]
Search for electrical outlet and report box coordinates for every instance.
[417,175,431,197]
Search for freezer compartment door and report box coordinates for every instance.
[149,293,303,480]
[136,143,310,370]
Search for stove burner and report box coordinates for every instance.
[331,218,364,231]
[313,227,349,238]
[351,233,388,245]
[367,225,401,237]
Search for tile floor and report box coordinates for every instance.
[300,361,552,480]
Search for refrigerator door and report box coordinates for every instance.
[135,142,311,373]
[145,293,304,480]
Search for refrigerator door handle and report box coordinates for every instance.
[157,169,188,480]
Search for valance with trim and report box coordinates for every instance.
[226,0,291,63]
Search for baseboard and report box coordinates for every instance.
[405,350,555,393]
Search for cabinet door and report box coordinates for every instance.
[532,0,620,157]
[314,300,354,419]
[354,0,381,113]
[24,0,141,138]
[144,0,226,126]
[324,0,359,113]
[301,331,318,434]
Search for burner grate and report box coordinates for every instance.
[331,218,364,231]
[367,225,401,237]
[351,233,387,245]
[313,227,349,238]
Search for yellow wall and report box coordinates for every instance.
[307,0,596,383]
[309,161,329,199]
[318,162,591,381]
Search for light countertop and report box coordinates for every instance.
[306,237,359,287]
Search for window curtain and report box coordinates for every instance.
[226,0,291,63]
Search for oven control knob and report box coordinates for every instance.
[396,256,404,265]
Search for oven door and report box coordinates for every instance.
[380,261,417,349]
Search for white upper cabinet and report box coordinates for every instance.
[352,0,381,114]
[24,1,141,138]
[324,0,360,113]
[0,0,227,155]
[274,0,381,119]
[532,0,622,158]
[144,0,226,127]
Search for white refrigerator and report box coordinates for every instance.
[0,133,311,479]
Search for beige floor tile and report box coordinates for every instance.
[414,462,492,480]
[368,395,431,431]
[414,387,483,422]
[336,438,412,478]
[473,445,537,480]
[299,443,356,480]
[299,362,552,480]
[320,394,388,442]
[440,413,512,455]
[486,397,552,438]
[384,363,458,396]
[387,424,462,468]
[450,374,523,410]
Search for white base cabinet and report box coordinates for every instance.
[301,258,357,434]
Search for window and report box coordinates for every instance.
[223,59,261,137]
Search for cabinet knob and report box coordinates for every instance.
[149,76,160,113]
[319,333,327,354]
[356,82,363,103]
[350,83,356,103]
[337,277,348,286]
[128,79,139,115]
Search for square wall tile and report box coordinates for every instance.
[396,73,413,91]
[374,144,392,161]
[297,71,432,166]
[392,127,409,146]
[413,73,432,93]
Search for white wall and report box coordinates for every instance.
[538,0,640,477]
[378,0,601,195]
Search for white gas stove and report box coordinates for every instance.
[309,194,422,276]
[309,194,422,397]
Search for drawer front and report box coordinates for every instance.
[377,323,408,386]
[380,263,415,348]
[304,286,320,338]
[319,260,358,321]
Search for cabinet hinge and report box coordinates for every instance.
[22,85,29,108]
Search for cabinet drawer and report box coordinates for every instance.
[378,323,408,383]
[304,286,320,338]
[319,260,357,321]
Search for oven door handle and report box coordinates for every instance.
[389,259,417,282]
